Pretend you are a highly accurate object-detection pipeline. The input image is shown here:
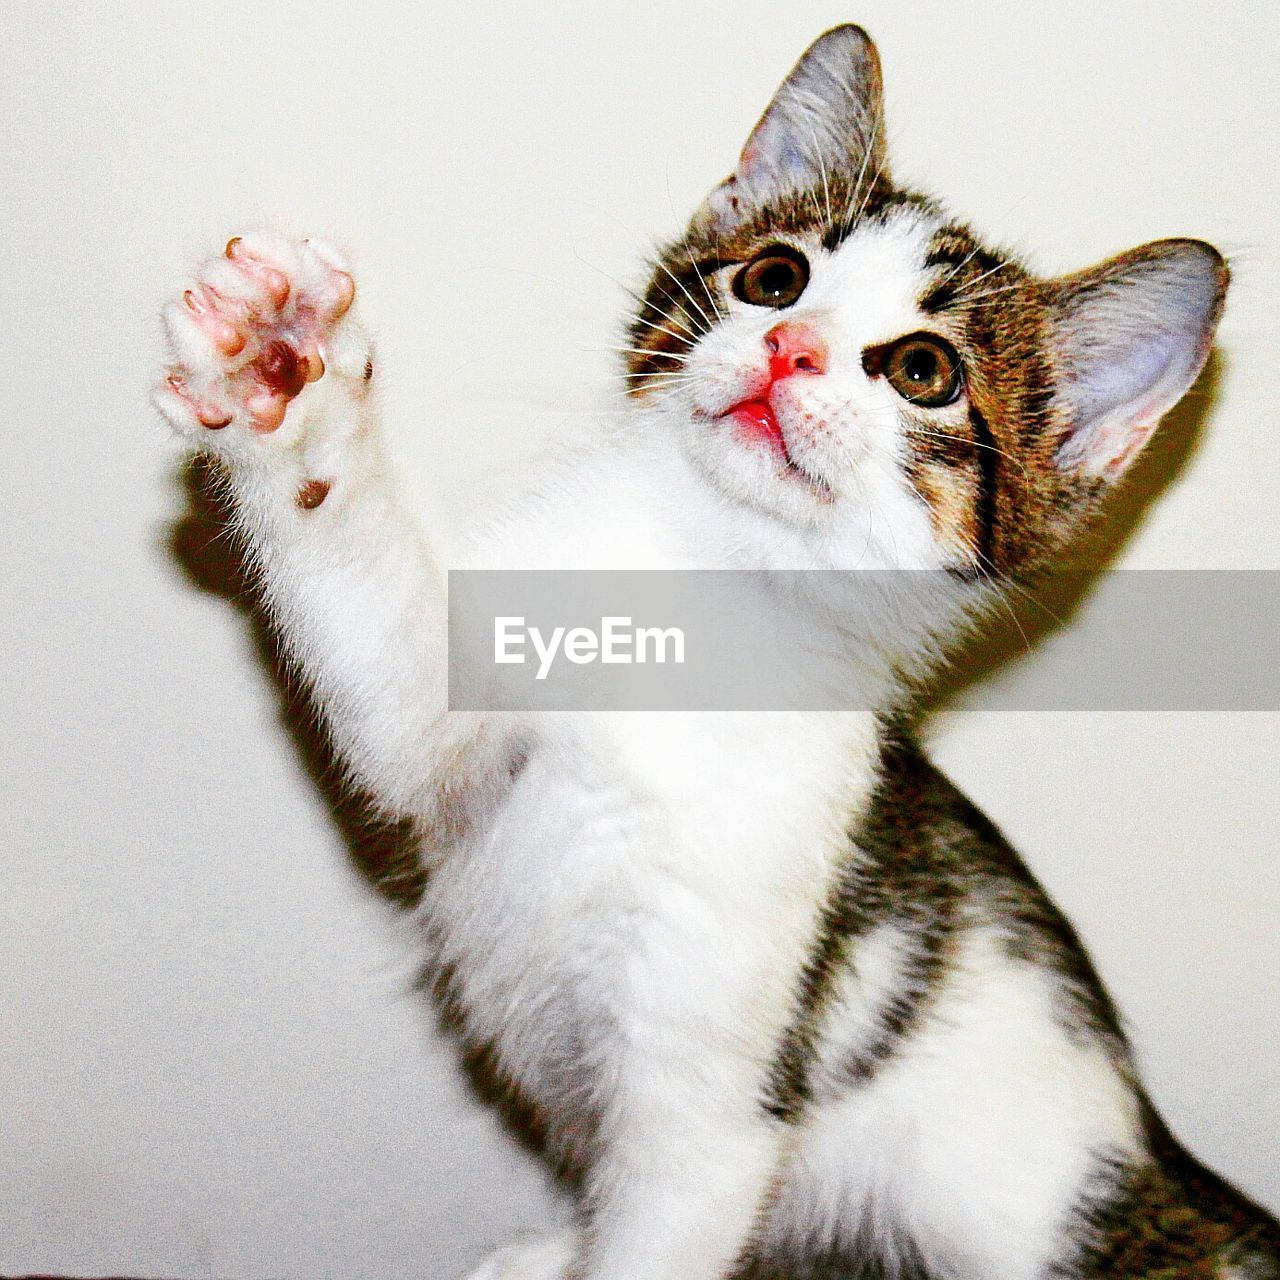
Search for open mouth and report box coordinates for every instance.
[720,399,831,496]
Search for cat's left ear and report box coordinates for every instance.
[698,25,887,233]
[1049,239,1228,482]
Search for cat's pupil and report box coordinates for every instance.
[759,263,796,298]
[904,347,937,383]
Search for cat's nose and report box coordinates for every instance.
[764,321,827,380]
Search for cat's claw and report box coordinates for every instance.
[155,231,368,444]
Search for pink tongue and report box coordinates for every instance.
[732,400,785,454]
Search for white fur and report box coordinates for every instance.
[465,1229,582,1280]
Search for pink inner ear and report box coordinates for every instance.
[1052,240,1226,482]
[1103,417,1159,479]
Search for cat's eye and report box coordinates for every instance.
[733,247,809,309]
[875,334,964,408]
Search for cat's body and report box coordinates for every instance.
[153,25,1278,1280]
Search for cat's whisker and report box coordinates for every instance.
[682,244,724,325]
[650,257,717,335]
[572,246,705,340]
[648,282,712,339]
[908,425,1029,476]
[566,199,712,332]
[980,564,1036,657]
[853,157,888,229]
[952,258,1012,294]
[931,245,984,291]
[962,541,1062,649]
[629,312,698,348]
[949,260,1015,300]
[625,369,688,384]
[843,109,885,230]
[590,344,690,363]
[809,126,834,228]
[990,563,1063,630]
[945,283,1032,308]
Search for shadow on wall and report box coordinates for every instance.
[166,453,576,1185]
[168,457,427,911]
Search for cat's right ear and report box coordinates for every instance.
[696,25,888,234]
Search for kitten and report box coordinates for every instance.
[154,24,1278,1280]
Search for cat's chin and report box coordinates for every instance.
[685,409,836,528]
[721,405,835,503]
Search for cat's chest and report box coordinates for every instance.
[450,710,874,903]
[420,713,882,1073]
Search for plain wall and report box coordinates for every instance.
[1,2,1276,1276]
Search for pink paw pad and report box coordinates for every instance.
[182,287,246,357]
[225,238,290,307]
[162,233,359,436]
[166,373,231,429]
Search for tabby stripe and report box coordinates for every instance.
[919,280,958,314]
[969,403,999,572]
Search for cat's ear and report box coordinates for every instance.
[699,25,887,232]
[1048,239,1228,482]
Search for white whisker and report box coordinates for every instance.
[683,245,724,324]
[810,126,834,227]
[652,257,715,334]
[908,425,1028,476]
[630,312,697,347]
[950,259,1013,299]
[932,245,983,290]
[844,109,884,230]
[590,345,690,363]
[946,282,1030,307]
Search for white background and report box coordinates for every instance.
[2,2,1276,1276]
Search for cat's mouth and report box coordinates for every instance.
[717,397,832,498]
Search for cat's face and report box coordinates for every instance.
[628,26,1227,580]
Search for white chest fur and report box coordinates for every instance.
[418,709,882,1130]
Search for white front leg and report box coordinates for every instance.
[578,865,807,1275]
[582,1063,785,1280]
[154,232,453,815]
[466,1228,582,1280]
[567,719,862,1280]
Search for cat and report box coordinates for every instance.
[153,23,1279,1280]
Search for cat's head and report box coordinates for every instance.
[628,25,1227,580]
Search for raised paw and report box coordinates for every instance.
[154,232,370,441]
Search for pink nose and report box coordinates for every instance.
[764,321,827,381]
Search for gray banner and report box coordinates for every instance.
[447,570,1280,712]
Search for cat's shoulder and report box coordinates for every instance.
[460,422,705,571]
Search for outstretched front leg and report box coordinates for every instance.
[154,233,449,814]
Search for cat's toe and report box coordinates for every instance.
[154,370,232,430]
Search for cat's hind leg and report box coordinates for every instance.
[1079,1152,1280,1280]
